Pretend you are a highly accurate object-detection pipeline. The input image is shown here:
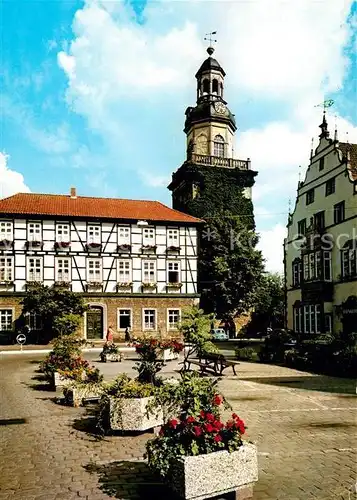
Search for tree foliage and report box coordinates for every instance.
[21,284,87,339]
[177,165,264,317]
[246,273,285,335]
[198,211,264,317]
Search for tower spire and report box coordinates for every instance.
[319,111,330,139]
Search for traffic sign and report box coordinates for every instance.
[16,334,26,345]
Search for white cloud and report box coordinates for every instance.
[0,152,30,199]
[139,170,169,188]
[59,0,354,103]
[57,0,356,269]
[257,223,287,274]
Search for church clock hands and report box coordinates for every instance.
[214,102,226,114]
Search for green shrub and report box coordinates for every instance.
[235,347,255,361]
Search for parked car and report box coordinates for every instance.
[211,328,229,341]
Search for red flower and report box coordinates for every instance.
[204,423,215,433]
[169,419,179,429]
[226,420,234,430]
[187,416,195,424]
[214,434,222,442]
[232,413,238,419]
[206,413,215,422]
[213,420,224,431]
[193,426,202,437]
[200,410,205,418]
[213,394,223,406]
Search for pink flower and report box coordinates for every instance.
[204,423,215,433]
[187,416,196,424]
[206,413,215,422]
[214,434,222,442]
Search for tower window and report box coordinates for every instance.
[212,79,218,94]
[202,79,209,94]
[213,135,225,157]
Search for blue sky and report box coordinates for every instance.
[1,0,356,271]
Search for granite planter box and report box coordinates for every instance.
[165,444,258,500]
[162,349,179,362]
[64,386,104,407]
[52,371,71,388]
[108,396,163,432]
[100,352,122,363]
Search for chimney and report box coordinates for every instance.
[70,187,77,199]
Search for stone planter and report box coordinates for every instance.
[53,371,71,388]
[100,352,122,363]
[162,349,179,361]
[108,396,163,432]
[64,386,103,407]
[164,444,258,500]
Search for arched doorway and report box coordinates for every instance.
[86,306,104,340]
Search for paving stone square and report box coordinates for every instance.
[0,352,356,499]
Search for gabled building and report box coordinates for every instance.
[284,114,357,336]
[0,190,201,341]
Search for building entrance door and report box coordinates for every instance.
[86,306,103,339]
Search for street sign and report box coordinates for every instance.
[16,334,26,345]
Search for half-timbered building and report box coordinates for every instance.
[0,189,201,341]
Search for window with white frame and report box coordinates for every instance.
[142,260,156,283]
[303,251,331,281]
[292,259,302,287]
[118,309,131,329]
[87,258,102,282]
[27,222,41,242]
[325,313,332,334]
[27,312,42,331]
[56,224,70,242]
[143,228,155,245]
[303,304,321,334]
[143,309,156,330]
[213,135,225,157]
[0,257,13,282]
[168,229,179,246]
[0,221,13,240]
[167,261,180,283]
[27,257,43,282]
[56,257,71,282]
[117,259,132,283]
[341,248,357,278]
[118,226,130,244]
[0,309,13,331]
[168,309,181,330]
[88,225,100,244]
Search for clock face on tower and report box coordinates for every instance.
[214,102,226,114]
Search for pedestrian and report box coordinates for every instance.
[124,326,131,343]
[106,325,114,342]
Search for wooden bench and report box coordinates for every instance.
[181,351,239,376]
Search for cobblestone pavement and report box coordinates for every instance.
[0,353,356,500]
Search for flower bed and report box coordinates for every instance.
[146,371,258,499]
[100,342,122,363]
[98,374,163,432]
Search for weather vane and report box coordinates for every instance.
[314,99,335,112]
[204,31,217,47]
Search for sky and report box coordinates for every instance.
[1,0,356,273]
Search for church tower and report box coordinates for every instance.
[168,45,257,215]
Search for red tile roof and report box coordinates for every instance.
[339,142,357,181]
[0,193,203,224]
